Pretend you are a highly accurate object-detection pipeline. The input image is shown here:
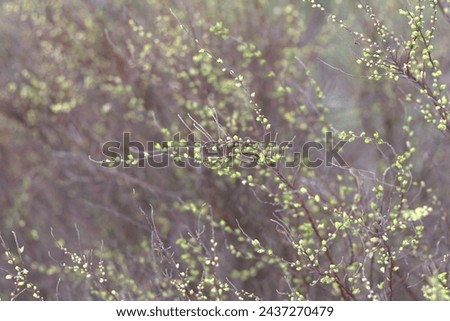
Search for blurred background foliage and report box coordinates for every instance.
[0,0,449,300]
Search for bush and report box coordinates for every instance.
[0,0,449,300]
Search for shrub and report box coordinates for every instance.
[0,0,449,300]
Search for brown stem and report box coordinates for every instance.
[269,167,356,300]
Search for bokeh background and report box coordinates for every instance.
[1,0,449,300]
